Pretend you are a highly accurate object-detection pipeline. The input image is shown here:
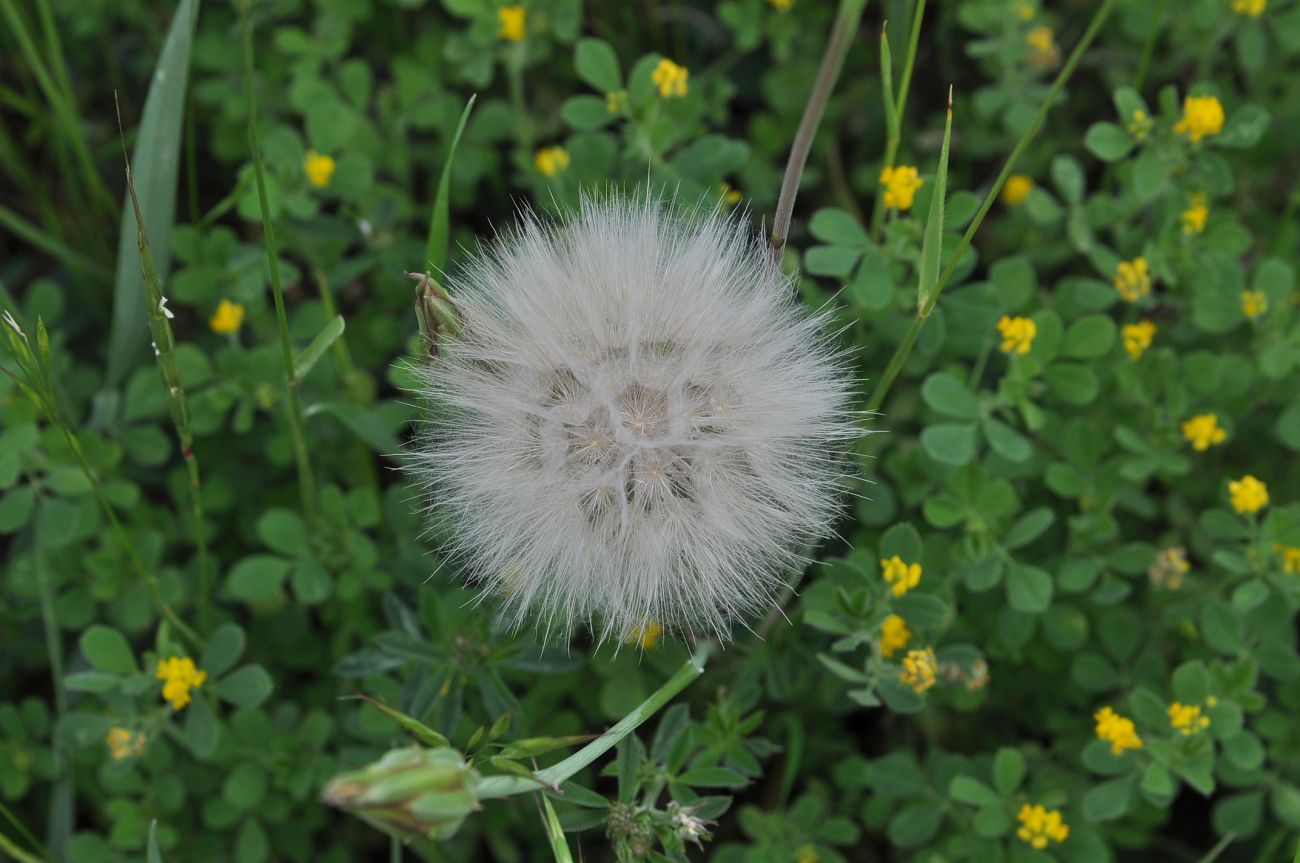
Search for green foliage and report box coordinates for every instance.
[3,0,1300,861]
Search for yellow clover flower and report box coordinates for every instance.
[651,58,689,98]
[1173,95,1225,143]
[1016,804,1070,849]
[498,5,526,42]
[534,146,571,177]
[105,727,147,760]
[1273,544,1300,574]
[156,656,207,711]
[1094,706,1143,755]
[304,150,336,188]
[899,647,937,693]
[1001,174,1034,206]
[880,555,922,597]
[1122,320,1156,360]
[606,89,628,114]
[209,299,245,335]
[1113,256,1151,303]
[1242,290,1268,318]
[1233,0,1267,16]
[996,315,1036,355]
[1168,701,1211,735]
[879,165,923,210]
[768,0,793,10]
[1181,414,1227,452]
[1148,546,1190,590]
[628,620,662,649]
[879,614,911,659]
[1228,475,1269,514]
[1025,25,1059,68]
[1180,194,1208,234]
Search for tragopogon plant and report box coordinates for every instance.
[409,193,858,644]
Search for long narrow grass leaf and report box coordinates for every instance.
[916,88,952,314]
[537,795,575,863]
[424,94,477,275]
[293,315,346,383]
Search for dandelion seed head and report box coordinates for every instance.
[409,192,859,644]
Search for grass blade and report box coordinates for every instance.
[105,0,201,387]
[916,87,952,314]
[293,315,346,384]
[537,794,575,863]
[424,94,477,275]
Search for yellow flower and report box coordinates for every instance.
[209,299,245,335]
[303,150,336,188]
[1181,194,1209,234]
[720,183,742,205]
[880,555,922,597]
[1173,95,1225,143]
[498,5,526,42]
[1233,0,1267,16]
[1228,475,1269,514]
[1025,25,1059,68]
[1113,257,1151,303]
[1127,109,1154,141]
[534,146,571,177]
[996,315,1037,355]
[1094,706,1143,755]
[1168,701,1211,735]
[1001,174,1034,206]
[1148,546,1190,590]
[879,614,912,659]
[1016,2,1036,20]
[879,165,923,211]
[1122,320,1156,360]
[1016,804,1070,849]
[1181,414,1227,452]
[156,656,207,711]
[1272,544,1300,574]
[899,647,938,693]
[105,727,147,760]
[768,0,793,10]
[606,89,628,114]
[628,620,663,649]
[1242,290,1268,318]
[794,845,818,863]
[651,58,689,98]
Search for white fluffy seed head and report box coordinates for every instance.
[410,192,859,644]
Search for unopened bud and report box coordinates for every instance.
[322,746,481,840]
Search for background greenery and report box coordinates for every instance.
[3,0,1300,860]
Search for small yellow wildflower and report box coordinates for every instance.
[1228,475,1269,514]
[720,183,742,205]
[1233,0,1267,16]
[651,58,689,98]
[1173,95,1225,143]
[606,89,628,114]
[534,146,571,178]
[1122,320,1156,360]
[1181,194,1209,234]
[209,299,245,335]
[105,727,147,760]
[156,656,207,711]
[1272,544,1300,574]
[1001,174,1034,206]
[498,5,526,42]
[1016,804,1070,849]
[1094,706,1143,755]
[794,845,818,863]
[899,647,938,693]
[1242,290,1268,318]
[879,614,912,659]
[996,315,1037,355]
[1025,25,1059,68]
[1016,2,1036,21]
[628,620,662,649]
[1181,413,1227,451]
[768,0,793,10]
[879,165,923,210]
[303,150,335,188]
[1128,109,1153,141]
[1168,701,1211,735]
[880,555,922,597]
[1148,546,1190,590]
[1113,257,1151,303]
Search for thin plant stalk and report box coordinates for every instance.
[34,544,71,857]
[116,94,213,634]
[0,206,112,283]
[770,0,869,264]
[866,0,1120,413]
[240,11,319,524]
[869,0,928,241]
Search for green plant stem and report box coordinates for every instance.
[506,45,532,162]
[870,0,928,242]
[866,0,1120,413]
[475,641,716,799]
[770,0,868,263]
[241,12,318,526]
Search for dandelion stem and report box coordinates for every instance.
[770,0,869,264]
[866,0,1119,412]
[241,11,319,525]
